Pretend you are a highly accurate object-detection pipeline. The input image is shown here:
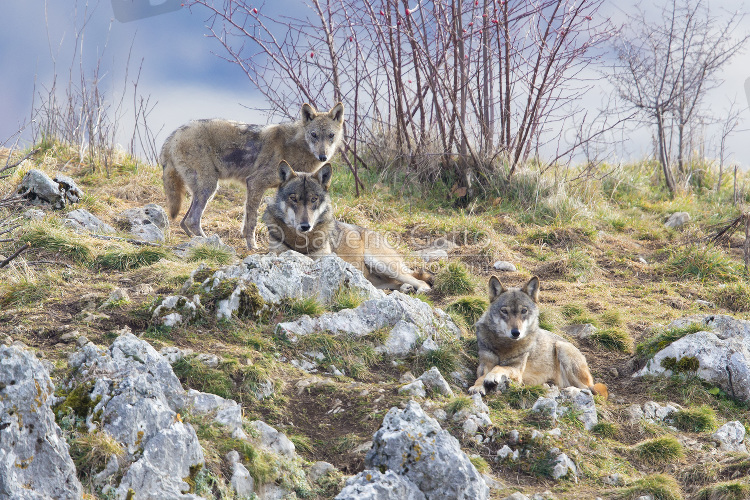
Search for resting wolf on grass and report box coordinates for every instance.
[470,276,608,398]
[262,161,433,293]
[160,103,344,249]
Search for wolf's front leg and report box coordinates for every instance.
[242,182,267,250]
[483,365,524,393]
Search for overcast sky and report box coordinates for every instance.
[1,0,748,168]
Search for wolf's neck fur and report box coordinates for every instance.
[265,207,335,255]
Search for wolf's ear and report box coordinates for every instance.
[329,102,345,123]
[488,276,506,303]
[278,161,297,183]
[301,103,317,122]
[315,163,333,190]
[522,276,540,303]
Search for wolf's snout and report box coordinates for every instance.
[510,328,521,339]
[318,154,328,162]
[299,222,311,232]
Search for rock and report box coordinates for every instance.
[481,473,504,491]
[186,389,244,437]
[116,203,169,242]
[508,430,520,445]
[99,288,130,309]
[335,469,426,500]
[420,337,439,352]
[195,353,220,368]
[496,445,517,461]
[152,295,200,327]
[603,473,624,486]
[53,174,83,203]
[398,379,426,398]
[695,299,715,309]
[559,387,598,430]
[226,450,241,465]
[563,323,597,340]
[664,212,690,229]
[399,371,416,384]
[531,397,558,419]
[173,234,237,259]
[249,420,295,458]
[160,346,192,364]
[493,261,517,272]
[277,290,460,351]
[633,315,750,404]
[0,345,83,499]
[551,452,576,480]
[16,169,68,209]
[365,400,490,499]
[416,248,448,262]
[381,320,419,356]
[22,208,45,220]
[712,421,747,452]
[503,493,530,500]
[417,367,454,398]
[625,404,645,424]
[308,461,335,483]
[64,208,115,234]
[230,462,255,498]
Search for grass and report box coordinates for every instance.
[503,383,547,409]
[631,436,685,465]
[636,322,706,359]
[614,474,683,500]
[445,296,488,325]
[0,274,57,307]
[589,328,634,353]
[695,481,750,500]
[409,341,462,378]
[69,430,124,476]
[93,247,168,271]
[670,405,717,433]
[293,332,381,381]
[591,421,619,439]
[286,296,325,317]
[433,262,475,295]
[20,224,92,263]
[715,282,750,312]
[187,244,234,265]
[330,286,369,311]
[662,244,739,282]
[172,354,274,402]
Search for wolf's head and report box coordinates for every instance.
[482,276,540,341]
[300,103,345,162]
[272,161,332,233]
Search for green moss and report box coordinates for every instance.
[660,356,700,373]
[55,382,98,419]
[469,456,489,473]
[446,396,472,415]
[183,463,203,493]
[212,278,240,301]
[192,268,216,284]
[632,436,685,465]
[237,283,268,320]
[671,405,717,433]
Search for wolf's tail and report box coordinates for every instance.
[591,383,608,400]
[413,268,435,286]
[162,161,185,220]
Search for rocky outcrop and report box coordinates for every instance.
[336,469,426,500]
[0,345,83,499]
[634,315,750,404]
[277,290,460,354]
[364,400,489,500]
[530,386,598,431]
[16,169,83,209]
[64,208,115,234]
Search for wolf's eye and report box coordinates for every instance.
[310,196,318,203]
[289,195,297,202]
[311,132,318,139]
[521,308,528,314]
[500,308,508,316]
[328,133,335,139]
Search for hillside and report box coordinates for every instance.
[1,143,749,500]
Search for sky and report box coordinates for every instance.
[1,0,749,168]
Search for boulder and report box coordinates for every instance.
[152,295,201,327]
[277,290,461,351]
[418,367,454,398]
[249,420,295,458]
[365,400,490,499]
[712,421,747,452]
[64,208,115,234]
[0,346,83,499]
[634,315,750,404]
[398,380,426,398]
[664,212,690,229]
[116,203,169,242]
[493,261,517,272]
[16,169,67,209]
[335,470,426,500]
[53,174,83,203]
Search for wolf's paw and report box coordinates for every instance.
[468,384,486,396]
[399,283,416,294]
[483,372,510,393]
[416,284,431,294]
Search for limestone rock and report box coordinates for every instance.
[664,212,690,229]
[229,462,255,498]
[365,400,489,499]
[417,366,454,398]
[335,469,426,500]
[0,345,83,499]
[64,208,115,234]
[634,315,750,404]
[116,203,169,242]
[308,461,336,483]
[53,174,83,203]
[249,420,295,458]
[551,452,576,480]
[398,379,426,398]
[712,421,747,452]
[493,261,517,272]
[152,295,200,327]
[16,169,67,209]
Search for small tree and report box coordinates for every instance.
[610,0,748,194]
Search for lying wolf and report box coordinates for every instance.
[262,161,432,293]
[470,276,608,398]
[160,103,344,249]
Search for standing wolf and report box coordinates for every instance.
[470,276,608,398]
[263,161,433,293]
[160,103,344,249]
